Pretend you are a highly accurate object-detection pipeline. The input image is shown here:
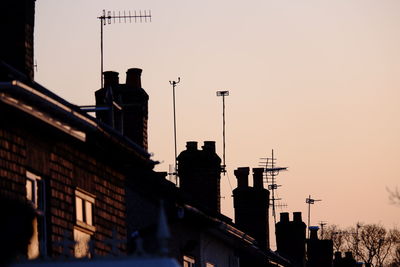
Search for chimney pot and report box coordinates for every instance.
[293,212,302,222]
[186,141,198,151]
[253,168,264,189]
[309,226,319,240]
[280,212,289,223]
[234,167,249,188]
[126,68,142,88]
[202,141,216,153]
[103,71,119,88]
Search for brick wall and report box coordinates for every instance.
[0,103,128,257]
[0,127,27,200]
[48,143,127,256]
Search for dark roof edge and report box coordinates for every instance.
[183,204,291,265]
[0,80,155,165]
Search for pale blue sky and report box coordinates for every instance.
[35,0,400,242]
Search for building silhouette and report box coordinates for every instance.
[233,167,270,250]
[306,226,333,267]
[276,212,307,267]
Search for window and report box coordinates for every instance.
[74,189,95,258]
[183,255,195,267]
[75,189,95,227]
[26,171,46,259]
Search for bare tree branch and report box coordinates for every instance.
[387,187,400,206]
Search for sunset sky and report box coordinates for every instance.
[34,0,400,244]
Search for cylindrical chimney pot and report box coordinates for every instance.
[293,212,302,222]
[309,226,319,240]
[103,71,119,88]
[126,68,142,88]
[202,141,216,153]
[253,168,264,189]
[280,212,289,223]
[186,141,198,151]
[234,167,249,188]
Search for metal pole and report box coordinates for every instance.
[100,10,104,89]
[216,91,229,173]
[222,94,226,172]
[308,194,311,239]
[272,149,276,225]
[173,83,177,171]
[170,78,180,180]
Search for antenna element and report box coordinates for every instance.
[260,149,288,225]
[97,9,152,88]
[306,195,322,238]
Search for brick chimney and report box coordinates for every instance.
[276,212,307,267]
[233,167,270,249]
[177,141,222,214]
[95,68,149,150]
[0,0,36,80]
[307,226,334,267]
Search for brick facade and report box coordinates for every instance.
[0,98,129,257]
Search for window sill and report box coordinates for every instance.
[76,221,96,233]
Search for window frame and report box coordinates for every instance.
[74,188,96,258]
[26,171,47,258]
[75,188,96,232]
[183,255,196,267]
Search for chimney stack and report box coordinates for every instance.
[276,212,306,267]
[178,141,222,214]
[307,225,334,267]
[0,0,36,81]
[233,167,270,249]
[95,68,149,150]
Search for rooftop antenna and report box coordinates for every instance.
[169,78,180,184]
[260,149,287,225]
[97,9,152,88]
[306,195,322,238]
[216,90,229,174]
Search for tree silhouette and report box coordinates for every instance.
[340,223,399,267]
[321,224,346,252]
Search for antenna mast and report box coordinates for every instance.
[216,90,229,174]
[306,195,322,238]
[169,78,180,184]
[260,149,287,225]
[97,9,152,88]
